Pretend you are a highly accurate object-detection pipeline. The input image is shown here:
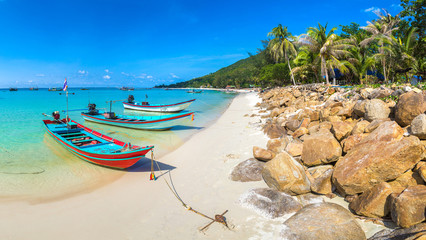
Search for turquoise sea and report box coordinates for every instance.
[0,88,236,202]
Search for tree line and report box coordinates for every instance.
[158,0,424,89]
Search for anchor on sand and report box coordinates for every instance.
[149,151,230,232]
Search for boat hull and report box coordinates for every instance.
[81,112,194,130]
[43,119,153,169]
[123,99,195,112]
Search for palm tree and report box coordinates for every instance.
[389,26,417,81]
[292,47,321,83]
[299,23,354,85]
[267,24,297,85]
[360,10,400,82]
[346,45,376,84]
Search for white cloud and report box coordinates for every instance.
[136,74,147,79]
[103,75,111,80]
[170,73,180,79]
[121,72,130,76]
[147,75,153,79]
[105,69,109,73]
[36,74,45,77]
[78,70,87,74]
[28,80,33,83]
[364,7,381,14]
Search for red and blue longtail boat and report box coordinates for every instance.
[43,118,154,169]
[123,98,196,112]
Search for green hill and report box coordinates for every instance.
[157,48,292,88]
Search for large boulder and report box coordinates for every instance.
[368,222,426,240]
[364,99,391,121]
[301,129,342,166]
[395,91,426,127]
[411,114,426,140]
[388,170,424,193]
[352,120,370,135]
[391,185,426,228]
[419,165,426,182]
[333,136,422,195]
[253,146,275,162]
[331,121,354,141]
[349,182,393,218]
[262,152,311,195]
[307,165,334,194]
[281,202,366,240]
[267,137,290,154]
[263,121,286,138]
[341,134,366,153]
[230,158,265,182]
[240,188,302,218]
[353,100,366,117]
[364,119,387,133]
[286,141,303,157]
[360,121,404,143]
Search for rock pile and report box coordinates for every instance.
[234,84,426,238]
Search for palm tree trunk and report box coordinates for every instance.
[380,43,387,83]
[287,57,296,86]
[322,57,330,85]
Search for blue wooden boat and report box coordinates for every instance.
[43,118,154,169]
[81,107,194,130]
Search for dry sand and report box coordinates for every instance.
[0,93,387,240]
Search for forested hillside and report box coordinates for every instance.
[158,0,424,89]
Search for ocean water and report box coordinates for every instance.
[0,88,236,202]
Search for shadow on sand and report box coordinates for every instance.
[172,125,204,131]
[126,157,176,177]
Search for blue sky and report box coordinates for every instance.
[0,0,402,88]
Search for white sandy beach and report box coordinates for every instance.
[0,92,386,240]
[0,93,273,240]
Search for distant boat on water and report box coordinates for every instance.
[9,88,18,91]
[120,87,134,91]
[48,87,61,91]
[80,88,89,90]
[29,87,38,91]
[187,89,203,93]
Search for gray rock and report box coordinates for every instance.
[240,188,302,218]
[364,99,391,121]
[353,100,366,118]
[230,158,265,182]
[368,222,426,240]
[411,114,426,139]
[281,202,366,240]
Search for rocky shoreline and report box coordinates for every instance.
[233,84,426,239]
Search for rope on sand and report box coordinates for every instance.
[149,150,230,232]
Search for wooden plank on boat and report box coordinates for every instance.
[71,139,94,144]
[60,132,84,137]
[64,135,87,140]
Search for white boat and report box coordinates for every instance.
[123,99,196,112]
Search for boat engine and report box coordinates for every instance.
[128,95,134,103]
[88,103,98,115]
[52,111,60,121]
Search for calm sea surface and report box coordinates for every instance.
[0,88,236,201]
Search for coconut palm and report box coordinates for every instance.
[388,26,417,81]
[267,24,297,85]
[299,23,354,85]
[292,47,321,83]
[360,10,400,82]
